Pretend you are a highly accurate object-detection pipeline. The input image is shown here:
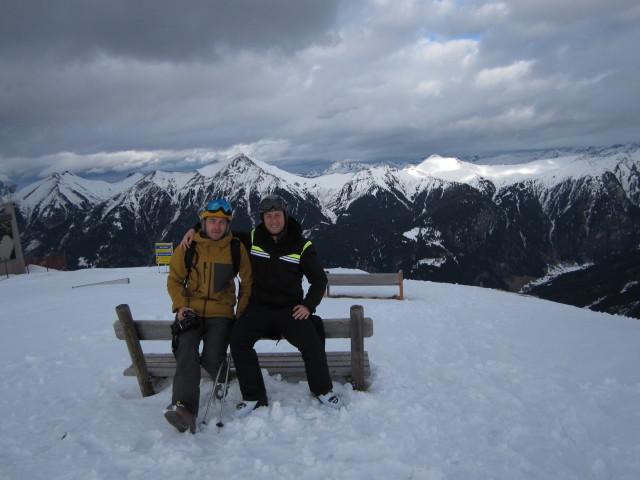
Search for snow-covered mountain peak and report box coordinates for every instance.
[137,170,197,191]
[403,151,638,191]
[13,145,640,221]
[197,159,229,178]
[246,157,311,187]
[16,171,124,217]
[321,161,373,175]
[197,153,277,179]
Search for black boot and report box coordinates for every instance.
[163,402,196,433]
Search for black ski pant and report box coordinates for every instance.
[230,304,333,402]
[172,316,233,415]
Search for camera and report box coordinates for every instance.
[170,310,201,335]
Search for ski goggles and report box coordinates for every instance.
[203,199,232,216]
[258,195,288,214]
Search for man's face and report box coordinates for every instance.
[263,210,286,236]
[204,216,228,240]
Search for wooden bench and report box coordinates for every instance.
[325,270,404,300]
[114,304,373,397]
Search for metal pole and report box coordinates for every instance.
[200,359,226,430]
[216,352,232,429]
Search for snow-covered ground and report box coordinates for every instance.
[1,266,639,480]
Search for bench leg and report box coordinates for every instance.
[349,305,366,391]
[116,304,156,397]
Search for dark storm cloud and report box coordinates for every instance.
[0,0,340,61]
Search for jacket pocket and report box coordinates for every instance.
[213,263,234,293]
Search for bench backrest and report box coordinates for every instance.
[326,272,402,286]
[113,317,374,341]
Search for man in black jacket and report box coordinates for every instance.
[181,195,343,417]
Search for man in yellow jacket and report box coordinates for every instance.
[164,199,252,433]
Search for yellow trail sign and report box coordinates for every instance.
[155,242,173,265]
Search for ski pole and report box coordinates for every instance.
[216,352,232,429]
[200,358,225,430]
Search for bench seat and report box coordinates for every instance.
[122,351,371,380]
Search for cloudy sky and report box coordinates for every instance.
[1,0,639,186]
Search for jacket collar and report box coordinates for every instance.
[194,231,232,247]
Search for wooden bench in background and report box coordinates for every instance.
[325,270,404,300]
[114,304,373,397]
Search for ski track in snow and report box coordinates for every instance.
[1,266,639,479]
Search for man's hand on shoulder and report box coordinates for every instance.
[180,228,196,250]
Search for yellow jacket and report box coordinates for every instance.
[167,232,252,318]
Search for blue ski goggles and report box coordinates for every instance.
[204,199,232,215]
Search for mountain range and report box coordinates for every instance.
[13,143,640,319]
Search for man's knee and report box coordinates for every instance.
[176,329,203,353]
[230,315,265,348]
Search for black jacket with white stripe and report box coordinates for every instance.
[237,217,327,313]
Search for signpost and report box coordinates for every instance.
[155,243,173,272]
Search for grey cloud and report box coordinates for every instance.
[0,0,638,185]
